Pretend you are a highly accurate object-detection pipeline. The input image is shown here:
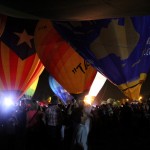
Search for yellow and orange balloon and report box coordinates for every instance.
[35,19,97,94]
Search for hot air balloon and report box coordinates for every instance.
[52,16,150,100]
[34,19,97,95]
[0,14,44,102]
[49,76,74,104]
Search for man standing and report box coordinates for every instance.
[45,95,63,148]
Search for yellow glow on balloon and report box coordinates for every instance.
[25,78,39,96]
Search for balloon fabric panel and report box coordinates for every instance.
[49,76,74,104]
[25,77,39,97]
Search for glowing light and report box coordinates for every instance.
[139,96,142,100]
[126,99,129,102]
[84,72,107,105]
[47,97,51,103]
[3,97,14,106]
[88,72,107,96]
[138,96,143,102]
[84,95,95,105]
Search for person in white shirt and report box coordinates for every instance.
[71,106,88,150]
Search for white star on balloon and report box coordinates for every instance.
[14,29,33,48]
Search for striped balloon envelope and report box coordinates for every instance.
[25,77,39,97]
[34,19,97,95]
[0,14,44,101]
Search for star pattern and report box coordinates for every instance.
[14,29,33,48]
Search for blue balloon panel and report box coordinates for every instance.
[49,76,74,104]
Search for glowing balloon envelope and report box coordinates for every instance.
[34,19,97,94]
[0,14,44,101]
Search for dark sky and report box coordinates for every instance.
[32,69,54,101]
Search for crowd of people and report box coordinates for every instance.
[1,96,150,150]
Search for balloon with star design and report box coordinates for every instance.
[0,14,44,101]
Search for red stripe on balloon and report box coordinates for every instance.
[23,62,43,93]
[0,42,7,89]
[9,48,18,89]
[18,54,36,90]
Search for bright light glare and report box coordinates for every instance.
[3,97,14,106]
[88,72,107,96]
[84,95,95,105]
[84,72,107,105]
[139,96,142,100]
